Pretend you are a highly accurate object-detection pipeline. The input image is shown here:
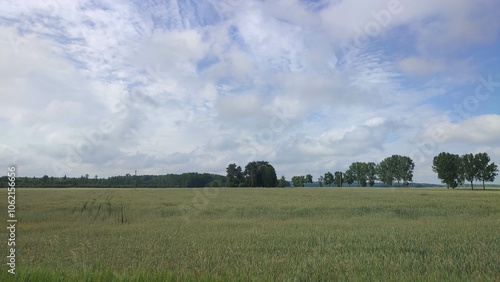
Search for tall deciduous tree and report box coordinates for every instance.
[366,162,377,187]
[334,171,343,187]
[292,175,305,187]
[226,163,243,187]
[461,153,478,190]
[243,161,278,187]
[291,174,313,187]
[475,152,498,190]
[318,176,324,187]
[261,165,278,187]
[277,175,287,187]
[344,170,354,187]
[348,162,368,187]
[377,157,395,187]
[324,172,334,187]
[432,152,463,189]
[305,174,313,185]
[377,155,414,187]
[398,156,415,187]
[244,162,258,187]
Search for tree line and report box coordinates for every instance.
[432,152,498,189]
[0,173,226,188]
[292,155,415,187]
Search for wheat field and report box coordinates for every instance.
[1,187,499,281]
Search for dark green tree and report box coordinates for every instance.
[333,171,344,187]
[377,158,395,187]
[366,162,377,187]
[226,163,244,187]
[324,172,334,187]
[244,162,258,187]
[377,155,414,187]
[210,180,221,187]
[432,152,463,189]
[475,152,498,190]
[243,161,278,187]
[461,153,478,190]
[344,170,354,187]
[305,174,313,185]
[334,171,343,187]
[348,162,368,187]
[261,165,278,187]
[292,175,305,187]
[277,175,286,187]
[318,176,324,187]
[398,156,415,187]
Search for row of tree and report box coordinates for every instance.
[432,152,498,189]
[291,174,313,187]
[292,155,415,187]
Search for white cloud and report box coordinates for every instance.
[133,29,207,75]
[423,115,500,145]
[396,57,446,76]
[364,117,386,127]
[216,93,262,120]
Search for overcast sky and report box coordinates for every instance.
[1,0,499,184]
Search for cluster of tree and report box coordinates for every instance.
[277,175,289,187]
[376,155,415,187]
[226,161,278,187]
[0,173,226,188]
[432,152,498,189]
[317,171,345,187]
[345,162,378,187]
[293,155,415,187]
[291,174,313,187]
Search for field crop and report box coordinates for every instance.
[1,187,499,281]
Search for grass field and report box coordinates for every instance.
[1,187,499,281]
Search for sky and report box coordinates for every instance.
[1,0,499,184]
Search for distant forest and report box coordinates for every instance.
[0,173,226,188]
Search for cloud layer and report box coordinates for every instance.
[1,0,499,184]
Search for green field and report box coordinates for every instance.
[1,188,500,281]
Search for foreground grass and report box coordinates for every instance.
[1,188,499,281]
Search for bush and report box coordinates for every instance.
[210,180,221,187]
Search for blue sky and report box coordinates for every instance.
[1,0,499,184]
